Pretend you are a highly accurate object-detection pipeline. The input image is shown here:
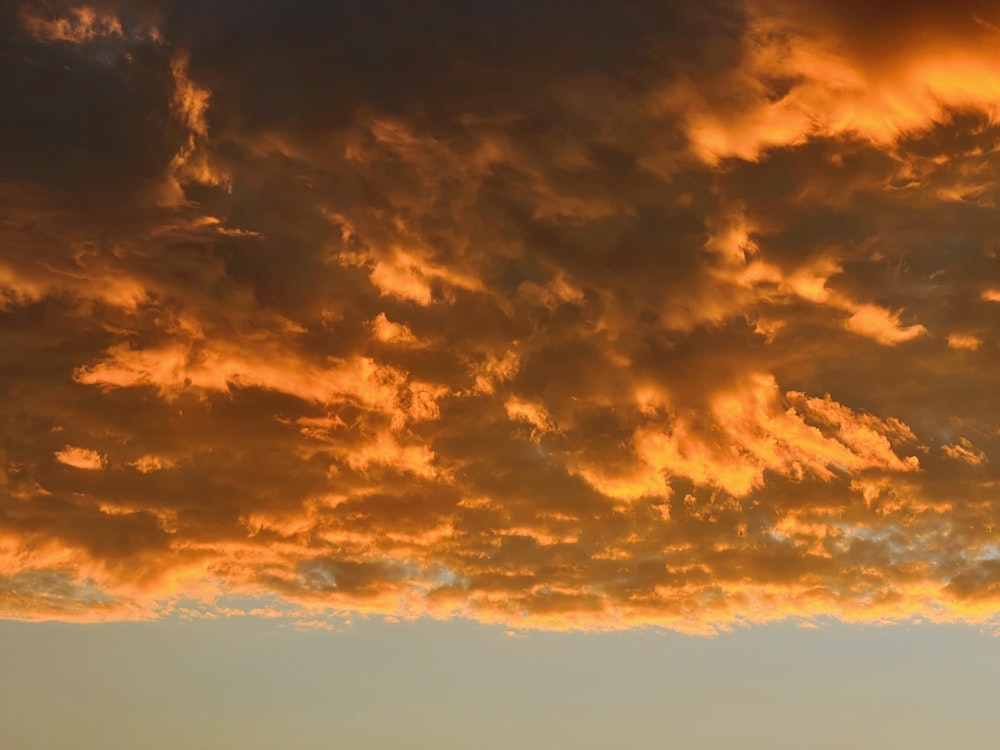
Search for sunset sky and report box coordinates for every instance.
[3,0,1000,745]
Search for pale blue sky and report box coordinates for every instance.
[1,619,997,750]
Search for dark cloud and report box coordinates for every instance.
[755,0,1000,62]
[2,0,1000,632]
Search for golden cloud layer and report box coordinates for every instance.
[2,0,1000,633]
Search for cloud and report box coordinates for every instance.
[161,53,230,203]
[19,5,123,45]
[74,342,406,408]
[942,438,987,466]
[130,454,175,473]
[54,446,106,470]
[843,305,927,345]
[369,313,419,346]
[947,333,982,351]
[505,397,558,442]
[632,374,917,497]
[3,0,1000,634]
[661,0,1000,163]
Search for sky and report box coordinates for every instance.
[3,0,1000,744]
[1,618,998,750]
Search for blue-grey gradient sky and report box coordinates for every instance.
[5,0,1000,743]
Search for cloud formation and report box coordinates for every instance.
[2,0,1000,633]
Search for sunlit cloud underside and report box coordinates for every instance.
[4,0,1000,634]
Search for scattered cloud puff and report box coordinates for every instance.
[4,0,1000,633]
[130,454,175,473]
[369,313,419,346]
[947,333,982,351]
[54,446,106,471]
[843,305,926,345]
[943,438,987,466]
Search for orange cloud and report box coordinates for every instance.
[366,247,483,305]
[697,215,927,345]
[54,446,106,470]
[75,343,408,413]
[161,54,230,204]
[947,333,982,350]
[20,5,123,45]
[942,438,987,466]
[369,313,419,346]
[842,305,927,345]
[130,454,176,473]
[6,0,1000,635]
[344,431,441,479]
[634,374,917,497]
[661,0,1000,163]
[504,397,557,441]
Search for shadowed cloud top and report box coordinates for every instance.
[3,0,1000,633]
